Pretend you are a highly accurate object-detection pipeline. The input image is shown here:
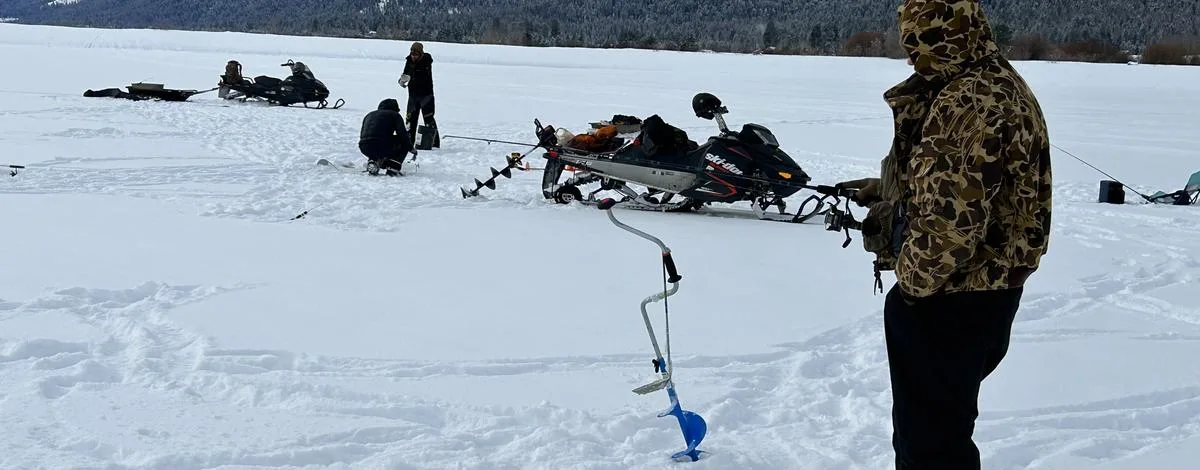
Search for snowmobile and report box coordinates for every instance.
[535,92,834,223]
[220,59,344,109]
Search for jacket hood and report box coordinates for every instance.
[378,98,400,111]
[898,0,1000,81]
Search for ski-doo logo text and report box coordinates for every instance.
[705,153,744,175]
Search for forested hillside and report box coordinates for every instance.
[2,0,1198,62]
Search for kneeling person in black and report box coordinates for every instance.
[359,98,413,176]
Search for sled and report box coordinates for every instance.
[126,82,215,102]
[84,83,216,102]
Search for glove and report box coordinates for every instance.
[834,175,902,273]
[398,74,411,87]
[835,177,882,207]
[860,200,896,265]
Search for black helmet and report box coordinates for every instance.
[692,92,726,120]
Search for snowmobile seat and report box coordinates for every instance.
[252,75,282,89]
[220,75,251,87]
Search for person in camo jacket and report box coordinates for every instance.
[836,0,1053,468]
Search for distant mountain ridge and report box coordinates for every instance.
[1,0,1197,54]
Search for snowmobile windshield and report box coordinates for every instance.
[737,124,780,148]
[751,128,778,147]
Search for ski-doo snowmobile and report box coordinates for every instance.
[536,92,831,223]
[220,59,344,109]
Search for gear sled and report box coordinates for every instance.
[535,93,833,223]
[219,59,345,109]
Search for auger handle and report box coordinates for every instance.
[662,252,681,283]
[597,198,681,283]
[814,184,857,198]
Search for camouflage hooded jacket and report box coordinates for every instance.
[873,0,1053,298]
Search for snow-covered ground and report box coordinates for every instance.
[2,23,1199,469]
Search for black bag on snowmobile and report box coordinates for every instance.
[639,115,694,158]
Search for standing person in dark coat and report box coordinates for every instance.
[359,98,414,176]
[398,41,439,148]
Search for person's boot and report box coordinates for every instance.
[383,157,404,177]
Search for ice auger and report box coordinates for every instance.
[596,197,707,462]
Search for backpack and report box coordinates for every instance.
[638,115,692,156]
[223,60,243,84]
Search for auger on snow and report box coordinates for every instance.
[596,197,707,462]
[457,148,537,198]
[448,122,556,198]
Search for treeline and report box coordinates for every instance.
[1,0,1198,63]
[837,27,1200,65]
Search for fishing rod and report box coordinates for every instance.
[442,134,543,148]
[1052,143,1157,203]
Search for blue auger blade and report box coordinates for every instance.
[657,383,707,462]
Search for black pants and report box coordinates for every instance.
[406,94,436,143]
[358,138,407,171]
[884,283,1023,470]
